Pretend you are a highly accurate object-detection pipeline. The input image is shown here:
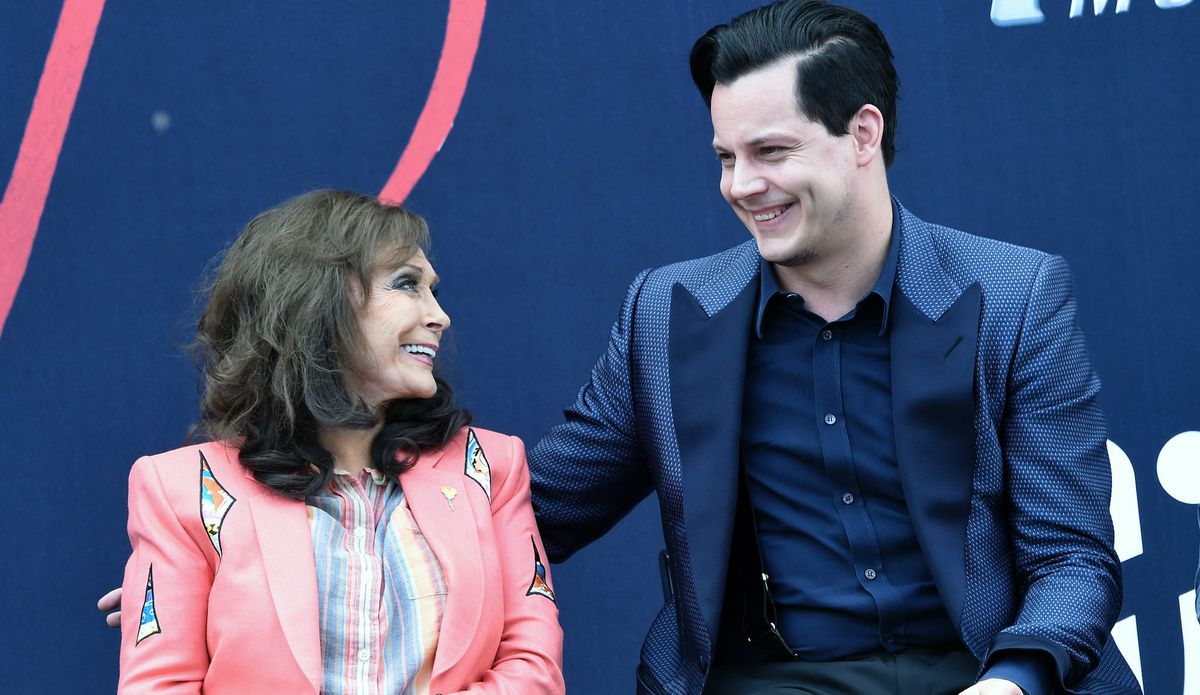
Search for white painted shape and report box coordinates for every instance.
[1071,0,1132,16]
[1157,431,1200,504]
[1180,591,1200,694]
[1111,615,1143,691]
[1108,440,1144,561]
[991,0,1045,25]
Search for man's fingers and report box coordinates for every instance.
[97,587,121,612]
[98,587,123,628]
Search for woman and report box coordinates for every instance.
[117,190,564,694]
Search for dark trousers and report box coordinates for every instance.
[704,648,980,695]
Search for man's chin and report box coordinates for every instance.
[755,241,815,268]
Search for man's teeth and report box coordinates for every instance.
[753,207,788,222]
[403,345,436,358]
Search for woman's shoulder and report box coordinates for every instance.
[433,426,525,472]
[461,426,522,449]
[131,440,247,492]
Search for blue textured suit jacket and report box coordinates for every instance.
[528,203,1140,695]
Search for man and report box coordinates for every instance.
[101,2,1137,693]
[526,1,1138,694]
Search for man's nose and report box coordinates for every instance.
[727,160,768,200]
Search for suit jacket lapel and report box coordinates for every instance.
[890,207,981,627]
[668,256,758,647]
[244,474,322,692]
[400,444,484,680]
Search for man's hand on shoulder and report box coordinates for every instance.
[959,679,1024,695]
[97,587,122,628]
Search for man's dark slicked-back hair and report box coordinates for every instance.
[690,0,899,167]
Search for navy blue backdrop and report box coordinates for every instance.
[1,1,1197,692]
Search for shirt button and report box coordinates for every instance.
[824,413,837,425]
[842,492,854,505]
[358,650,371,661]
[864,568,877,580]
[354,527,367,539]
[821,329,834,341]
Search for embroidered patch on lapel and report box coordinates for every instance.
[199,451,236,556]
[136,565,161,644]
[525,537,556,604]
[464,428,492,502]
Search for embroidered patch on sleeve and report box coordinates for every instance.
[199,452,236,556]
[525,537,556,604]
[464,428,492,502]
[136,565,161,645]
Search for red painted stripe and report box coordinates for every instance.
[0,0,105,339]
[378,0,487,204]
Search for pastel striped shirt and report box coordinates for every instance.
[306,468,446,695]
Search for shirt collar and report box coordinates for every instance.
[332,467,389,486]
[754,198,901,338]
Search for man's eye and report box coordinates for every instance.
[716,153,734,168]
[760,146,782,156]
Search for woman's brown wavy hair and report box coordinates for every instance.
[194,189,469,498]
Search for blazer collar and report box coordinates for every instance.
[399,432,485,681]
[894,201,969,321]
[238,452,322,693]
[668,253,759,649]
[676,240,760,318]
[888,282,979,627]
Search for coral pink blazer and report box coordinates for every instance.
[118,427,564,694]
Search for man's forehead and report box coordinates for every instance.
[709,62,809,146]
[710,93,812,149]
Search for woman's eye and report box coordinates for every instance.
[390,277,418,291]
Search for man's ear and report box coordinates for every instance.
[850,104,885,167]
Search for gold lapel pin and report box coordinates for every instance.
[440,486,458,510]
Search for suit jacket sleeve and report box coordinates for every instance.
[528,269,656,563]
[991,254,1123,687]
[118,455,215,694]
[453,435,565,694]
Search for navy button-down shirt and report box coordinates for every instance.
[740,210,960,660]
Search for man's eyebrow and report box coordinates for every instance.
[749,133,794,145]
[712,132,796,151]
